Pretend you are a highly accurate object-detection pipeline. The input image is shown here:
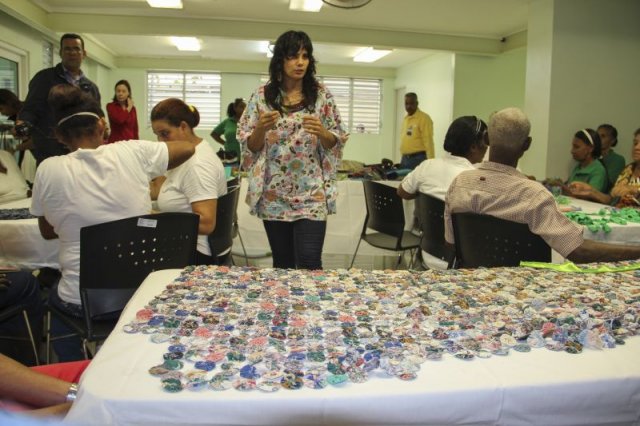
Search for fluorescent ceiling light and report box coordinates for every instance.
[289,0,323,12]
[147,0,183,9]
[353,47,392,63]
[170,36,201,51]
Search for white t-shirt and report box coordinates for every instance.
[30,140,169,304]
[400,152,476,270]
[157,140,226,256]
[0,150,29,204]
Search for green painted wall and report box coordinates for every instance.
[453,48,526,124]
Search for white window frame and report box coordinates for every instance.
[260,75,382,134]
[146,71,221,130]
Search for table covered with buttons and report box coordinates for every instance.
[66,264,640,425]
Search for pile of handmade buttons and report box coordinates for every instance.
[565,207,640,233]
[123,263,640,393]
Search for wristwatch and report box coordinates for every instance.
[66,383,78,402]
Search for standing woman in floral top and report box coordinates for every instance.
[238,30,346,270]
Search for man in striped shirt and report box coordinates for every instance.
[444,107,640,263]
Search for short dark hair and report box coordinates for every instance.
[574,128,602,159]
[405,92,418,101]
[60,33,85,51]
[443,116,487,157]
[112,80,132,103]
[597,123,618,147]
[151,98,200,129]
[0,89,22,113]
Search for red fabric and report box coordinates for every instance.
[31,360,90,383]
[0,360,90,412]
[106,101,139,143]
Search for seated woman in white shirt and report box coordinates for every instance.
[150,99,227,265]
[397,115,489,269]
[30,85,195,361]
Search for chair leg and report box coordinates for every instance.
[82,339,91,360]
[21,310,39,366]
[349,238,363,269]
[395,252,403,269]
[236,229,250,266]
[45,311,51,365]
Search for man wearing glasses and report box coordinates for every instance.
[18,33,101,165]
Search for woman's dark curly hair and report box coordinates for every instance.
[48,84,103,143]
[264,30,318,113]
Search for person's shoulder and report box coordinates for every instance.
[31,65,58,80]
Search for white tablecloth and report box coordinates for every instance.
[0,198,59,269]
[236,179,414,259]
[67,269,640,426]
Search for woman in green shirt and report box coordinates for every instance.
[211,98,246,163]
[598,123,626,192]
[567,128,607,192]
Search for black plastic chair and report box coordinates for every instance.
[46,212,199,360]
[414,193,449,264]
[0,303,40,365]
[349,180,421,269]
[208,187,240,264]
[451,212,551,268]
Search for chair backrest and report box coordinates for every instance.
[79,212,198,318]
[208,187,240,258]
[415,193,446,260]
[451,212,551,268]
[361,180,406,242]
[227,177,239,191]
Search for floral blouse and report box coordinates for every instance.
[238,84,346,221]
[611,163,640,207]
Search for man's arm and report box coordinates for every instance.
[567,239,640,263]
[164,141,195,170]
[37,217,58,240]
[397,184,416,200]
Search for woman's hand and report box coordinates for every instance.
[257,111,280,132]
[566,181,593,198]
[248,111,280,152]
[303,115,336,149]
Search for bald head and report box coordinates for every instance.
[488,107,531,165]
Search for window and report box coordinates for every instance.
[147,71,221,129]
[42,40,54,69]
[259,75,382,134]
[321,77,382,135]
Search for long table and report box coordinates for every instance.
[66,267,640,425]
[1,191,637,271]
[0,198,59,269]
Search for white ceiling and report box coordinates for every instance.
[30,0,532,68]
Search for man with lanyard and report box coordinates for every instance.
[399,92,434,170]
[18,33,101,166]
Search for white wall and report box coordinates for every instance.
[525,0,640,180]
[453,48,526,123]
[395,53,455,161]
